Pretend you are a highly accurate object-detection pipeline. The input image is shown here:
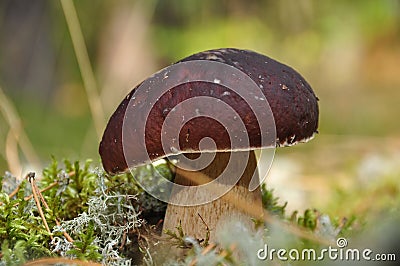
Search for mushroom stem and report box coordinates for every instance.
[162,151,263,242]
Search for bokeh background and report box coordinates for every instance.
[0,0,399,221]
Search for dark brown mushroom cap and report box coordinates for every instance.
[99,48,319,175]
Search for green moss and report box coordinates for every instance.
[0,158,390,265]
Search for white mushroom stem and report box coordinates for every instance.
[162,151,264,243]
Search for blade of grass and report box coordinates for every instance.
[5,130,21,176]
[0,86,40,175]
[60,0,105,140]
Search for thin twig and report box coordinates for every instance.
[31,176,48,208]
[27,173,53,240]
[55,217,75,243]
[27,176,75,243]
[0,173,33,206]
[8,182,22,199]
[188,242,225,266]
[30,182,75,242]
[219,243,236,259]
[23,181,58,201]
[60,0,105,140]
[1,181,58,206]
[1,172,75,243]
[201,243,216,255]
[0,86,40,175]
[197,213,210,246]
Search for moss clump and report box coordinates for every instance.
[0,159,165,265]
[0,159,361,265]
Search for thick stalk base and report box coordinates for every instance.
[162,151,263,243]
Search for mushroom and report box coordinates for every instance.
[99,48,319,242]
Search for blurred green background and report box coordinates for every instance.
[0,0,399,219]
